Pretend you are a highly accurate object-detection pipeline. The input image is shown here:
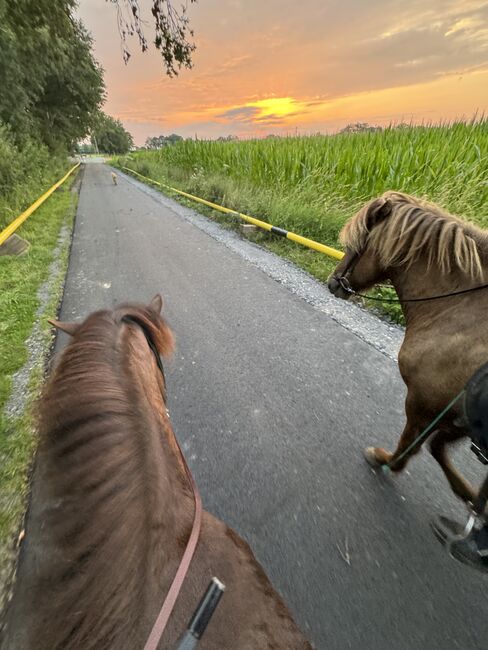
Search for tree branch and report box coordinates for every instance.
[108,0,197,76]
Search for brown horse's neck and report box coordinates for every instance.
[389,258,488,328]
[21,318,192,649]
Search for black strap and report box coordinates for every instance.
[338,277,488,304]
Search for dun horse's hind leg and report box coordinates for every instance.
[429,429,475,503]
[364,420,425,471]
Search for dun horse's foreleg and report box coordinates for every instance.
[364,421,424,471]
[429,429,475,503]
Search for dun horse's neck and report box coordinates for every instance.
[389,259,486,329]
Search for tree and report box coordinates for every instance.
[166,133,183,144]
[92,114,134,154]
[76,141,97,155]
[109,0,197,76]
[340,123,382,134]
[0,0,105,149]
[144,133,183,149]
[32,21,105,150]
[0,1,194,154]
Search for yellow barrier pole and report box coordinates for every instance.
[0,162,80,247]
[122,167,344,261]
[286,232,344,260]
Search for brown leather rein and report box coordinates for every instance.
[122,316,203,650]
[144,453,202,650]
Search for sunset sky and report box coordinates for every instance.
[79,0,488,145]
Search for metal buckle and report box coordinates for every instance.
[337,276,354,294]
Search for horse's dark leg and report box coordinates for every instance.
[364,420,424,471]
[429,429,476,503]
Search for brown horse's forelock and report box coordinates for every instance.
[31,304,175,648]
[340,191,487,279]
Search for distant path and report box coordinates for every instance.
[9,162,488,649]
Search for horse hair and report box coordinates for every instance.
[340,191,487,279]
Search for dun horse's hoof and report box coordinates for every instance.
[363,446,381,467]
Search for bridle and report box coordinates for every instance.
[122,315,203,650]
[332,250,362,297]
[333,248,488,304]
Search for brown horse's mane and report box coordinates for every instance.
[33,302,176,648]
[340,191,487,279]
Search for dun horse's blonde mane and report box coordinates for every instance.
[340,191,486,279]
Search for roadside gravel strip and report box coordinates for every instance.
[119,169,404,361]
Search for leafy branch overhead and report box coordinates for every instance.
[109,0,197,76]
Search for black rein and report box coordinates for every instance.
[337,276,488,304]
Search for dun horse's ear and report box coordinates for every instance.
[48,319,79,336]
[367,197,393,230]
[150,294,163,314]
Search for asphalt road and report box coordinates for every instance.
[40,163,488,648]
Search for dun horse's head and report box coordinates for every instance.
[328,191,484,300]
[328,196,393,299]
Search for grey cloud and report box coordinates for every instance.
[217,106,261,121]
[255,111,305,124]
[216,107,306,127]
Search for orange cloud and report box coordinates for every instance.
[78,0,488,143]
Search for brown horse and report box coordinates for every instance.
[0,296,310,650]
[328,191,488,503]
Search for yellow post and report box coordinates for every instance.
[0,163,80,247]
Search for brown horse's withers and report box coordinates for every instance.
[329,192,488,503]
[1,296,310,650]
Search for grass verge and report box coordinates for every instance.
[0,173,79,602]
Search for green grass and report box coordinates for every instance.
[0,127,68,232]
[115,119,487,323]
[0,177,77,598]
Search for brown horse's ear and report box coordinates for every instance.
[366,197,392,230]
[48,319,79,336]
[150,294,163,314]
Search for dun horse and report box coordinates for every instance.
[1,297,310,649]
[328,192,488,503]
